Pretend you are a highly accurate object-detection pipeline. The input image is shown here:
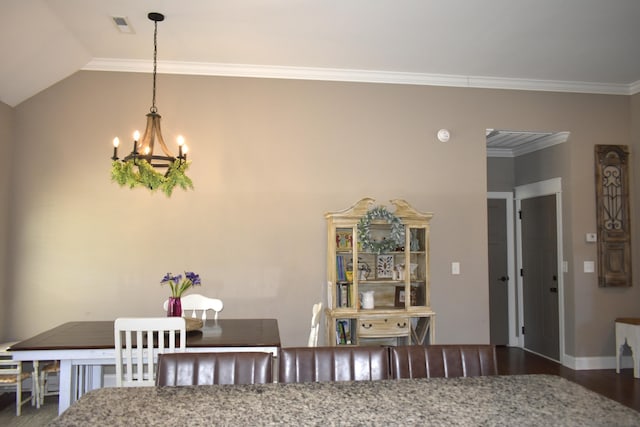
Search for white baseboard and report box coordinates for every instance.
[564,354,633,370]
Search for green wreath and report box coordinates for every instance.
[111,159,194,197]
[357,206,405,254]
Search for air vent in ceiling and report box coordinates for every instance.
[112,16,134,34]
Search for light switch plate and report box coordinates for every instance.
[586,233,597,242]
[451,262,460,275]
[584,261,595,273]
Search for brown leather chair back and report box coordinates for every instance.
[278,346,389,383]
[156,352,272,386]
[390,345,498,379]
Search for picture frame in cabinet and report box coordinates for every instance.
[376,255,394,278]
[395,286,419,307]
[336,230,353,250]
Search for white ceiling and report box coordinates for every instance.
[2,0,640,108]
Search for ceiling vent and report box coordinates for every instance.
[112,16,134,34]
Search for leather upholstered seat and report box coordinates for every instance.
[156,352,272,386]
[390,344,498,379]
[278,346,389,383]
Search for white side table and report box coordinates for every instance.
[615,317,640,378]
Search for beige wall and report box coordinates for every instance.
[4,70,639,357]
[487,157,514,192]
[0,101,13,339]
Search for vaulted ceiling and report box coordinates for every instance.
[2,0,640,108]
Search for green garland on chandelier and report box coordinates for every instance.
[357,206,405,254]
[111,159,194,197]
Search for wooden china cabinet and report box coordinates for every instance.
[325,198,435,346]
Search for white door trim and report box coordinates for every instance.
[487,192,518,346]
[514,177,566,365]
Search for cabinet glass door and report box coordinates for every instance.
[408,227,428,308]
[335,227,355,309]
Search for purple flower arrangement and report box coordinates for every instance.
[161,271,201,297]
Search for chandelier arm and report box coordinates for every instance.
[140,113,156,155]
[153,117,175,158]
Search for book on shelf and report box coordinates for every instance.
[336,319,353,345]
[341,283,348,307]
[336,282,351,308]
[337,320,346,344]
[336,255,346,282]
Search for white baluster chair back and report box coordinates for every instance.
[114,317,186,387]
[308,302,323,347]
[163,294,224,320]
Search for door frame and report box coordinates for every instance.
[515,177,565,364]
[487,192,518,346]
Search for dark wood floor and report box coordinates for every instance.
[496,346,640,412]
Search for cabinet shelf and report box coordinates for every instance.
[359,279,402,284]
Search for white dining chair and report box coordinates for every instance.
[307,302,323,347]
[0,342,36,415]
[163,294,224,320]
[114,317,186,387]
[35,360,59,407]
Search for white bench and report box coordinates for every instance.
[615,317,640,378]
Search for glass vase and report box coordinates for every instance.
[167,296,182,317]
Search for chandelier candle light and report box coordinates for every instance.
[110,12,193,197]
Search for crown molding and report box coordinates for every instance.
[83,58,637,96]
[486,148,516,158]
[469,76,631,96]
[487,131,570,158]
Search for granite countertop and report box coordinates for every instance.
[48,374,640,426]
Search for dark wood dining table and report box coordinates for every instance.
[9,318,280,415]
[48,374,640,426]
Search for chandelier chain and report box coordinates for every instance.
[150,19,158,114]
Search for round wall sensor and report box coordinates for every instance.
[437,129,450,142]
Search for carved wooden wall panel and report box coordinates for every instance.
[594,145,632,287]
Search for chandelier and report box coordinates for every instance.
[110,12,193,197]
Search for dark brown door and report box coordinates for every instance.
[488,198,509,345]
[521,194,559,360]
